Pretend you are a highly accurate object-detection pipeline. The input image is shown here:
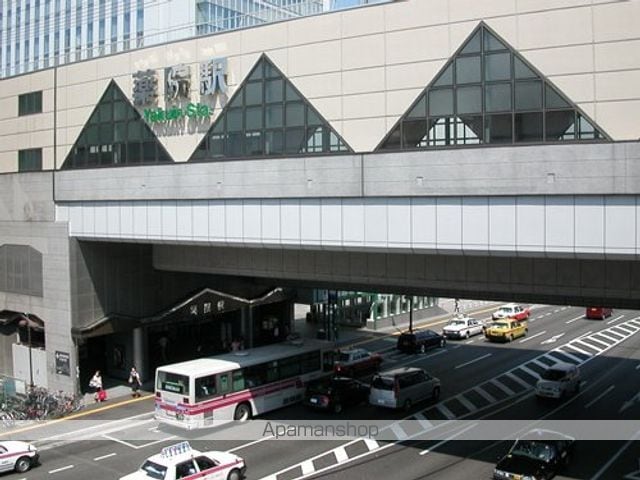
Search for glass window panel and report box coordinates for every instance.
[143,141,157,162]
[265,105,283,128]
[99,124,112,143]
[578,115,598,139]
[456,86,482,115]
[127,142,141,163]
[402,120,427,148]
[229,93,243,108]
[515,81,542,111]
[407,96,426,118]
[245,82,262,106]
[114,122,127,142]
[248,62,263,81]
[210,134,225,157]
[515,112,543,143]
[306,127,324,153]
[114,101,127,120]
[100,145,113,165]
[227,132,244,156]
[456,116,483,145]
[87,125,99,144]
[515,57,537,79]
[484,30,508,51]
[285,84,300,101]
[87,147,100,166]
[545,84,570,109]
[265,130,284,155]
[456,56,481,84]
[485,83,512,112]
[286,102,305,127]
[265,79,283,103]
[380,126,401,150]
[245,106,262,130]
[307,108,322,126]
[99,102,113,122]
[485,52,511,81]
[330,131,348,152]
[546,110,576,141]
[285,128,306,154]
[427,117,455,146]
[264,62,279,78]
[128,122,142,141]
[460,30,481,55]
[227,108,243,132]
[485,114,512,144]
[143,125,155,140]
[245,131,263,156]
[428,88,453,116]
[433,64,453,87]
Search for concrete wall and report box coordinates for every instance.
[1,0,640,172]
[153,244,640,309]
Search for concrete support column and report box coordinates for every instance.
[382,295,389,318]
[133,327,147,382]
[241,306,254,348]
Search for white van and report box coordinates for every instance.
[369,367,440,410]
[535,363,581,399]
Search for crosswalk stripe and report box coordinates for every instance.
[574,339,603,353]
[550,349,584,364]
[363,438,379,451]
[414,412,433,430]
[593,332,619,343]
[619,322,639,332]
[507,371,533,388]
[456,395,478,412]
[390,423,408,440]
[519,365,541,380]
[612,325,634,335]
[565,343,593,357]
[491,379,515,396]
[334,447,349,463]
[583,336,610,348]
[300,460,315,475]
[604,329,625,339]
[474,386,497,403]
[531,358,550,369]
[436,403,456,420]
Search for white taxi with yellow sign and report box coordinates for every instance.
[119,442,246,480]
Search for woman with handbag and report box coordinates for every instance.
[129,366,142,398]
[89,370,104,403]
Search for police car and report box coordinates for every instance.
[0,441,39,473]
[120,442,246,480]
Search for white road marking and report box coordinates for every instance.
[474,387,497,403]
[101,434,138,449]
[554,309,561,313]
[413,412,433,430]
[584,385,615,409]
[519,365,541,380]
[606,315,625,324]
[551,349,584,364]
[491,379,515,396]
[506,372,532,389]
[619,392,640,414]
[565,314,584,324]
[452,345,462,350]
[228,435,275,452]
[636,364,640,370]
[334,448,349,463]
[465,340,474,344]
[436,404,456,420]
[456,395,478,412]
[363,438,379,450]
[593,332,619,343]
[613,325,635,335]
[390,423,408,440]
[49,465,74,474]
[300,460,314,475]
[540,333,566,345]
[93,453,117,461]
[545,312,552,316]
[589,430,640,480]
[574,339,603,353]
[584,336,610,348]
[455,353,493,369]
[531,358,550,370]
[535,315,543,319]
[565,343,593,357]
[418,423,479,455]
[518,331,547,343]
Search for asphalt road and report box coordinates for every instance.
[3,304,640,480]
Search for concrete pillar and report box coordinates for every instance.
[382,295,389,318]
[241,306,254,348]
[133,327,147,382]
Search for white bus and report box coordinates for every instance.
[154,339,334,429]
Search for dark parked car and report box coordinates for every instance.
[303,377,370,413]
[397,329,446,354]
[494,429,575,480]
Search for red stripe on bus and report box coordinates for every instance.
[157,378,301,414]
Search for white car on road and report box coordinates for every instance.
[0,441,39,473]
[120,442,246,480]
[442,315,484,339]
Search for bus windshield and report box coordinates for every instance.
[156,371,190,395]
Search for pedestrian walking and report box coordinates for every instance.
[89,370,104,403]
[128,366,142,398]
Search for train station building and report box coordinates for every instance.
[0,0,638,393]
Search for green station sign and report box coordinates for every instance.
[144,103,211,123]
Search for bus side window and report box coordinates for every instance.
[195,375,217,402]
[232,370,246,391]
[279,357,301,380]
[218,373,230,394]
[245,364,266,388]
[266,361,279,382]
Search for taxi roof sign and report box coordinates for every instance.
[160,441,192,458]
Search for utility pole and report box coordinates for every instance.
[409,296,413,332]
[20,314,34,388]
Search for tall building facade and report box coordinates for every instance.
[0,0,383,78]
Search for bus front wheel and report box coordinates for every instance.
[234,403,252,422]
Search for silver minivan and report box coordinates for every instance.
[369,367,441,409]
[535,362,581,399]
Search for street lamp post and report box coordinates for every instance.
[19,314,34,388]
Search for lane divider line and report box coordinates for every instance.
[584,385,615,409]
[49,465,74,474]
[93,453,117,461]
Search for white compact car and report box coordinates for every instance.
[535,363,581,399]
[0,441,39,473]
[120,442,246,480]
[442,315,484,339]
